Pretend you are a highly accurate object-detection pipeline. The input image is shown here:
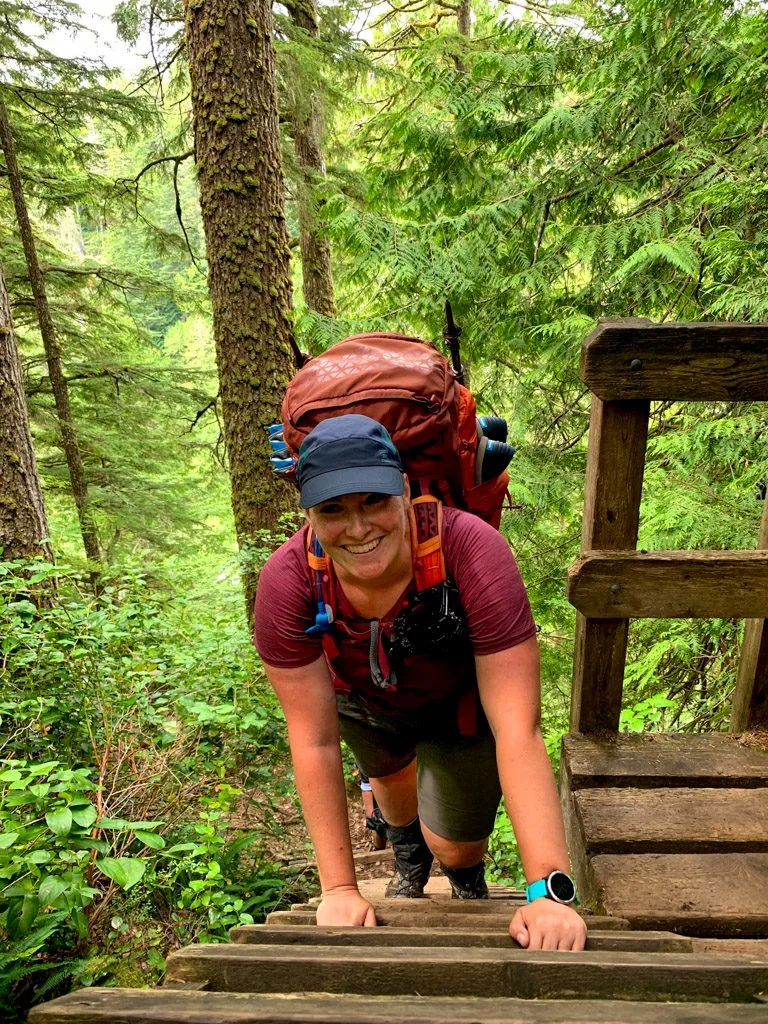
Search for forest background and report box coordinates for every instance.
[1,0,767,1017]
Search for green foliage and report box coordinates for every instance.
[5,0,768,1017]
[0,556,297,1018]
[487,808,525,890]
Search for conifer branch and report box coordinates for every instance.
[123,148,195,187]
[172,155,203,273]
[187,399,218,432]
[129,43,185,96]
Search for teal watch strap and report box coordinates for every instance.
[525,877,549,903]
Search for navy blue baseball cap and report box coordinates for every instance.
[296,414,404,508]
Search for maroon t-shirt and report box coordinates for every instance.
[253,507,536,715]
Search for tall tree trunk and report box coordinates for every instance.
[0,263,53,563]
[457,0,470,35]
[184,0,298,615]
[288,0,336,317]
[0,99,102,577]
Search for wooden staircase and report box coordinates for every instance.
[561,321,768,937]
[28,861,768,1022]
[561,732,768,937]
[28,320,768,1021]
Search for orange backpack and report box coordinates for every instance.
[272,332,513,529]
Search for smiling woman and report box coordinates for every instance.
[253,414,586,951]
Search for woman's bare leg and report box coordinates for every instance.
[369,759,418,827]
[420,821,487,869]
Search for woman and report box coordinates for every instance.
[254,414,586,949]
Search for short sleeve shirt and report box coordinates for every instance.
[253,507,536,713]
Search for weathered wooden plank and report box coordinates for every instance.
[693,938,768,962]
[230,925,693,952]
[562,733,768,790]
[28,989,768,1023]
[732,491,768,731]
[696,937,768,962]
[592,853,768,937]
[571,616,631,733]
[165,944,768,1002]
[290,899,528,916]
[574,787,768,853]
[568,551,768,619]
[560,777,598,907]
[570,398,649,732]
[581,321,768,401]
[263,910,629,930]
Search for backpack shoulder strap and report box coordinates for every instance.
[408,495,446,591]
[305,530,337,640]
[305,496,446,621]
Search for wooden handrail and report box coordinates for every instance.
[569,319,768,734]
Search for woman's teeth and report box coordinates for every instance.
[345,538,381,555]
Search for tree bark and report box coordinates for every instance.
[289,0,336,317]
[184,0,298,613]
[0,263,53,563]
[0,99,102,576]
[457,0,471,36]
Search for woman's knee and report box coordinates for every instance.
[369,759,418,826]
[420,821,487,868]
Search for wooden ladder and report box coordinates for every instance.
[562,319,768,935]
[27,876,768,1021]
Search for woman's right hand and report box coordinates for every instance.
[316,885,377,927]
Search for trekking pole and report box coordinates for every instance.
[442,300,465,386]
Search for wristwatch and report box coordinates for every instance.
[525,870,577,905]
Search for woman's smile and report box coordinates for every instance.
[344,537,382,555]
[306,486,412,587]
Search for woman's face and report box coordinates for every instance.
[306,479,411,585]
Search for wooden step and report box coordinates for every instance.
[27,988,768,1023]
[230,925,693,952]
[289,898,530,915]
[591,853,768,937]
[265,909,628,930]
[574,787,768,853]
[562,733,768,790]
[561,733,768,938]
[306,884,526,906]
[164,945,768,1002]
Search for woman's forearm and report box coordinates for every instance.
[496,727,570,883]
[290,739,358,892]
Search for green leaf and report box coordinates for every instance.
[6,894,40,939]
[0,769,22,782]
[0,831,19,849]
[46,808,73,836]
[134,830,165,850]
[146,948,166,970]
[71,805,98,828]
[38,876,68,906]
[96,857,146,890]
[27,849,53,864]
[164,842,199,855]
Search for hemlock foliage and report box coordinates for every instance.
[2,0,767,1014]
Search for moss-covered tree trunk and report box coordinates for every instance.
[0,99,101,578]
[184,0,297,613]
[288,0,336,317]
[0,264,52,563]
[457,0,471,36]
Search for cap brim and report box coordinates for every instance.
[300,466,404,509]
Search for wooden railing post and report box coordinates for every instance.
[731,492,768,733]
[570,319,768,735]
[570,396,649,733]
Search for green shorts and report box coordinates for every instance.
[337,693,501,843]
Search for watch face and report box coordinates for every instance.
[548,871,576,903]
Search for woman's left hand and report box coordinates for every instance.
[509,899,587,951]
